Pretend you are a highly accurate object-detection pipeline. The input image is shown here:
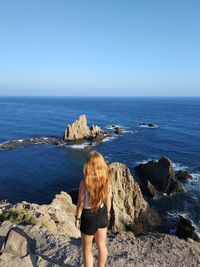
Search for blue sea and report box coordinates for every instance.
[0,97,200,230]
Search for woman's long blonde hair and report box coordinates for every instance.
[83,151,111,212]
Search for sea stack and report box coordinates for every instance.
[64,114,104,141]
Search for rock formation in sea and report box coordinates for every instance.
[135,157,185,197]
[0,137,66,150]
[176,216,200,242]
[0,114,109,150]
[114,126,124,134]
[64,114,105,141]
[140,123,158,128]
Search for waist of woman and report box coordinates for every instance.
[83,202,104,210]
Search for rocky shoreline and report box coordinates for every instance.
[0,162,200,266]
[0,114,114,150]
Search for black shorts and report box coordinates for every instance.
[80,205,108,235]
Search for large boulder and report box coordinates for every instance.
[1,227,36,257]
[135,157,184,196]
[64,114,104,141]
[176,216,200,242]
[110,163,149,234]
[11,191,80,238]
[0,224,52,267]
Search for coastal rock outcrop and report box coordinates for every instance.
[176,216,200,242]
[1,191,80,238]
[0,114,109,150]
[114,127,124,134]
[110,162,149,234]
[0,137,65,150]
[0,223,51,267]
[176,170,193,181]
[135,157,184,197]
[64,114,105,141]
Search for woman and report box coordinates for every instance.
[75,151,112,267]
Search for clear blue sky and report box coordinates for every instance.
[0,0,199,96]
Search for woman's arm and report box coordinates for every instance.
[75,180,85,221]
[104,182,112,214]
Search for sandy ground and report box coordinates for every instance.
[24,225,200,267]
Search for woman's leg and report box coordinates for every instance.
[94,227,108,267]
[81,232,94,267]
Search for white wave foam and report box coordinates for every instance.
[123,130,135,134]
[56,144,65,147]
[190,173,200,180]
[68,142,90,150]
[139,124,158,128]
[106,125,136,134]
[135,159,153,165]
[172,162,189,171]
[102,136,117,142]
[106,124,124,130]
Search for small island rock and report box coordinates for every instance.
[64,114,104,141]
[135,157,184,196]
[114,127,124,134]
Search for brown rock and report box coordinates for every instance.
[110,162,149,234]
[114,127,124,134]
[64,114,90,141]
[2,227,36,257]
[13,191,80,238]
[90,124,103,137]
[64,114,105,142]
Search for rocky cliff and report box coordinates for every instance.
[110,163,149,234]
